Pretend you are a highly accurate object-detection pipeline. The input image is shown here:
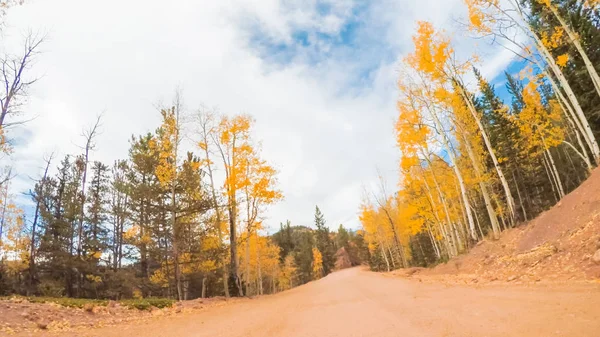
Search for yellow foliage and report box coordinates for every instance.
[464,0,498,34]
[312,247,323,280]
[238,230,282,293]
[152,107,179,188]
[556,53,569,68]
[278,255,297,291]
[511,81,564,156]
[541,26,565,50]
[85,274,102,283]
[149,266,170,288]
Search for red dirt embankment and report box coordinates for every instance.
[396,168,600,285]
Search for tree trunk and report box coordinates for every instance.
[421,172,456,257]
[555,95,593,171]
[456,82,517,222]
[228,199,243,297]
[201,277,207,299]
[429,107,477,240]
[545,148,565,198]
[257,236,263,295]
[171,185,183,301]
[460,131,502,239]
[28,157,52,292]
[245,230,251,296]
[532,25,600,163]
[377,231,391,272]
[547,3,600,98]
[511,170,528,222]
[503,0,600,163]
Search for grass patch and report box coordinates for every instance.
[1,296,174,310]
[120,298,175,310]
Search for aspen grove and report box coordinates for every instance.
[360,0,600,269]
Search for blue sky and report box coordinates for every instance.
[1,0,520,231]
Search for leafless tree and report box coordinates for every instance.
[76,114,102,258]
[0,0,25,29]
[27,151,54,292]
[0,32,44,128]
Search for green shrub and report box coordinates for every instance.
[26,297,108,308]
[120,298,175,310]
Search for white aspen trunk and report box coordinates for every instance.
[452,222,467,248]
[205,167,229,298]
[542,155,560,202]
[257,234,263,295]
[171,108,182,302]
[531,24,600,163]
[422,178,456,257]
[387,245,397,269]
[547,4,600,97]
[380,241,391,272]
[539,131,566,198]
[543,67,596,167]
[554,93,593,170]
[421,151,460,254]
[456,83,517,221]
[563,140,592,171]
[501,0,600,163]
[425,221,442,259]
[429,107,478,240]
[471,204,485,239]
[511,170,528,222]
[377,227,391,271]
[460,130,502,239]
[245,233,251,296]
[545,147,565,198]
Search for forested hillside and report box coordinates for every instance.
[0,103,362,299]
[360,0,600,271]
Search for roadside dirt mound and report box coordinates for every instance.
[0,297,239,336]
[397,168,600,285]
[335,247,352,270]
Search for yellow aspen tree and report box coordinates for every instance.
[242,153,282,295]
[1,201,27,265]
[464,0,600,163]
[447,86,503,238]
[311,247,323,280]
[278,255,297,291]
[196,109,230,297]
[513,81,566,197]
[152,106,183,300]
[359,201,390,271]
[537,0,600,99]
[400,73,478,241]
[255,235,280,295]
[214,114,254,297]
[409,21,518,223]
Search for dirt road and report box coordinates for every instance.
[66,268,598,337]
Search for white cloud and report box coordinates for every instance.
[2,0,508,231]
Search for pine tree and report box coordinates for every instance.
[505,72,525,114]
[313,206,335,275]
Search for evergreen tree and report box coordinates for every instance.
[335,224,350,250]
[313,206,335,275]
[505,71,525,114]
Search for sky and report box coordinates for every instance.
[2,0,517,231]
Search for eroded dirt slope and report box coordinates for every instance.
[400,168,600,285]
